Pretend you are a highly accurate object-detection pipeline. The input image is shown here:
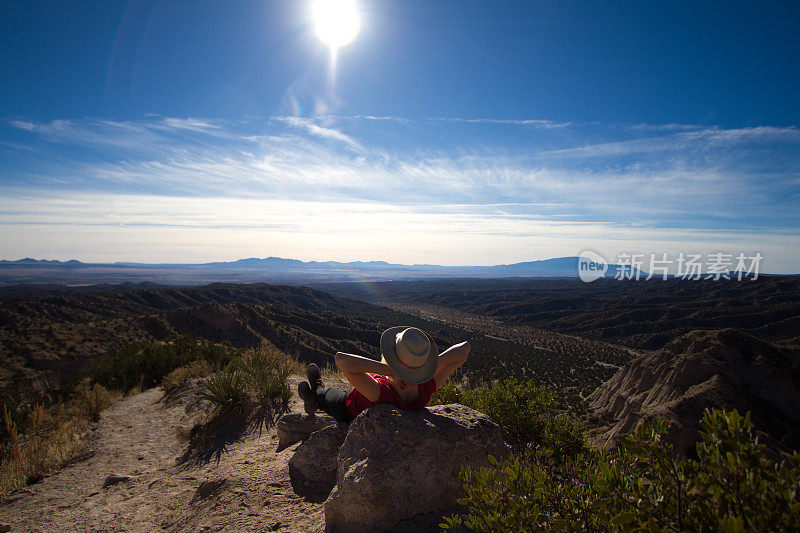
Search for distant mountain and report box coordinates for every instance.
[0,258,83,266]
[0,255,639,286]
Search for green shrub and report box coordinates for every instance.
[443,409,800,532]
[433,379,582,451]
[430,381,463,405]
[89,335,236,393]
[463,379,555,444]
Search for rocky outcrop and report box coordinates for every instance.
[288,423,349,500]
[276,412,337,450]
[589,328,800,455]
[323,403,511,532]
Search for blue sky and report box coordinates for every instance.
[1,1,799,272]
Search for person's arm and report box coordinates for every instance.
[432,341,470,388]
[334,352,396,402]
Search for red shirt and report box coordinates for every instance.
[345,373,438,418]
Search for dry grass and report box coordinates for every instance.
[161,360,213,395]
[1,400,93,497]
[0,379,122,497]
[74,378,121,421]
[320,362,347,385]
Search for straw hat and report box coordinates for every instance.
[379,326,439,384]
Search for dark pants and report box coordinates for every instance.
[314,386,355,423]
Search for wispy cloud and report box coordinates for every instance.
[430,117,572,128]
[1,114,798,269]
[271,116,364,151]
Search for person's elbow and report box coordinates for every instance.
[334,351,346,370]
[451,341,470,364]
[460,341,470,360]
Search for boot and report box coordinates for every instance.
[297,381,317,415]
[306,363,324,391]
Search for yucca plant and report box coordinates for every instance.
[237,344,292,405]
[196,367,247,414]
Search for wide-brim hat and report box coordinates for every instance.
[380,326,439,384]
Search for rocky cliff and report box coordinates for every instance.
[588,328,800,455]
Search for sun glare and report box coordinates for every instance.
[312,0,361,49]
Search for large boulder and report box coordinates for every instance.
[289,423,349,500]
[324,403,512,532]
[589,328,800,455]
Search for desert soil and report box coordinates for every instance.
[1,375,337,532]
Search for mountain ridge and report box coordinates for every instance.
[0,255,640,285]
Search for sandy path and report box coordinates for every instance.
[1,376,330,532]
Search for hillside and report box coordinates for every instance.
[588,328,800,454]
[0,282,634,403]
[318,276,800,350]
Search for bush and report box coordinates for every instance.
[432,379,584,453]
[193,341,296,415]
[73,378,120,421]
[236,344,292,405]
[443,409,800,532]
[430,381,463,405]
[89,335,236,393]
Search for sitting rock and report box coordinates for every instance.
[324,403,511,532]
[289,423,349,500]
[276,412,336,450]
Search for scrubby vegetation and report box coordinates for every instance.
[236,343,298,405]
[193,342,297,414]
[1,335,295,496]
[160,360,213,394]
[89,334,237,393]
[443,409,800,532]
[0,381,120,496]
[431,379,585,457]
[175,342,300,464]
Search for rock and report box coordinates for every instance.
[289,423,349,499]
[589,328,800,455]
[324,404,511,532]
[276,412,337,450]
[25,473,43,486]
[102,474,132,488]
[192,479,227,502]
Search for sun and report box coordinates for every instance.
[312,0,361,50]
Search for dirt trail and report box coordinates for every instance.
[1,376,333,532]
